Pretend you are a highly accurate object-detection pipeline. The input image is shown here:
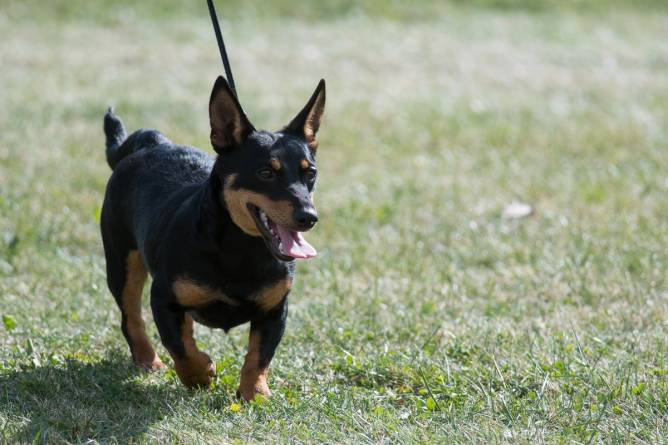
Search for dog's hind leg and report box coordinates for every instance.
[102,229,165,370]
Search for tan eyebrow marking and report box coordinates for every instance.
[270,158,282,171]
[300,159,310,170]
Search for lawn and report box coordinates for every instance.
[1,0,668,443]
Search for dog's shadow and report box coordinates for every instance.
[0,350,204,443]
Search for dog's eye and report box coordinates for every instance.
[304,170,317,182]
[257,168,275,180]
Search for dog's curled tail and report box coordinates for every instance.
[104,107,170,170]
[104,107,128,170]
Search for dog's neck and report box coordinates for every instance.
[196,175,242,240]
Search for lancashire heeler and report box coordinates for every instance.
[100,76,325,401]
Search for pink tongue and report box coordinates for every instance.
[275,225,317,259]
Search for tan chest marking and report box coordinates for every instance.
[173,278,240,307]
[253,278,291,311]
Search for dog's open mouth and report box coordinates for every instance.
[247,204,317,261]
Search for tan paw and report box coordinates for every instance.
[236,377,271,402]
[175,352,216,388]
[135,354,167,371]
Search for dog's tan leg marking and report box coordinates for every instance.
[173,278,240,307]
[254,278,291,312]
[238,331,270,401]
[123,251,165,371]
[171,314,216,388]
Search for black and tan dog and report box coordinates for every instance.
[100,76,325,401]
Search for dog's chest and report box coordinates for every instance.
[252,277,292,311]
[172,275,291,312]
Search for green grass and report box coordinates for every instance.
[2,1,668,443]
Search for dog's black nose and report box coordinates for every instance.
[294,208,318,230]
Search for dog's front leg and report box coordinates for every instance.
[237,299,288,401]
[151,282,215,388]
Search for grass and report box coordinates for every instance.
[2,1,668,443]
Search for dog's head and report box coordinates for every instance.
[209,76,325,262]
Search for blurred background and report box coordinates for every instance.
[1,0,668,442]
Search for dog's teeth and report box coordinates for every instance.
[259,212,271,229]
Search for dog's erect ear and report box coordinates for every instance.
[209,76,255,154]
[284,79,326,152]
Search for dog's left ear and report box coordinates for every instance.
[209,76,256,154]
[284,79,326,152]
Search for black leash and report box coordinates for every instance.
[206,0,237,98]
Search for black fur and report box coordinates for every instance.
[100,76,325,399]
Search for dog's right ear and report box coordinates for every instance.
[209,76,255,154]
